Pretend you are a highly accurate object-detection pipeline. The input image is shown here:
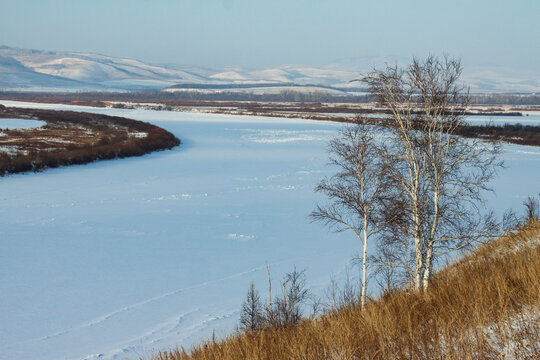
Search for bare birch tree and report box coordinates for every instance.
[311,122,390,308]
[364,56,502,291]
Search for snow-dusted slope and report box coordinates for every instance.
[0,46,208,91]
[1,46,539,93]
[462,66,540,93]
[0,101,539,360]
[208,66,356,86]
[0,54,88,91]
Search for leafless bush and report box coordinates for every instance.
[239,282,265,332]
[523,195,539,222]
[241,267,311,332]
[266,267,310,327]
[323,269,359,311]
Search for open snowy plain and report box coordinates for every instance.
[1,101,539,360]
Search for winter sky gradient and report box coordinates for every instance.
[1,0,539,69]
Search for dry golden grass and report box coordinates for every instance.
[156,220,540,360]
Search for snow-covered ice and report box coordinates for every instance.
[0,101,539,360]
[0,118,46,130]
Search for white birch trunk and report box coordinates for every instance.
[412,191,424,291]
[422,245,433,290]
[423,190,439,290]
[361,216,368,310]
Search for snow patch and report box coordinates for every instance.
[0,145,28,155]
[227,233,255,241]
[146,193,192,202]
[239,129,334,143]
[128,131,148,138]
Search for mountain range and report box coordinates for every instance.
[1,46,538,94]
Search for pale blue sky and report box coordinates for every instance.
[0,0,538,69]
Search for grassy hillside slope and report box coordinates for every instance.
[157,220,539,360]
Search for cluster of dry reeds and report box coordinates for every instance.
[156,220,539,360]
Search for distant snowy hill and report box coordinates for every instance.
[324,56,540,93]
[206,65,357,87]
[0,46,538,93]
[0,46,209,91]
[461,65,540,93]
[0,53,86,91]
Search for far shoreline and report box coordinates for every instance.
[0,105,180,176]
[2,96,539,148]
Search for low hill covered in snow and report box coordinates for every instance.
[0,46,207,91]
[1,46,539,94]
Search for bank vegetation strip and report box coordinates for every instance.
[0,105,180,175]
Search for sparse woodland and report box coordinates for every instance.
[0,106,180,175]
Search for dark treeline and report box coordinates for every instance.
[471,93,540,105]
[0,89,371,104]
[454,122,540,147]
[354,117,540,147]
[0,106,180,175]
[363,117,540,147]
[2,90,540,105]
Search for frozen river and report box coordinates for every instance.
[1,101,539,360]
[0,118,46,130]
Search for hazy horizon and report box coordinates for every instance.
[1,0,539,72]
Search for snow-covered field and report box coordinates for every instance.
[0,101,539,360]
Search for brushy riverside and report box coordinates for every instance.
[1,94,540,147]
[155,220,539,360]
[0,106,180,175]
